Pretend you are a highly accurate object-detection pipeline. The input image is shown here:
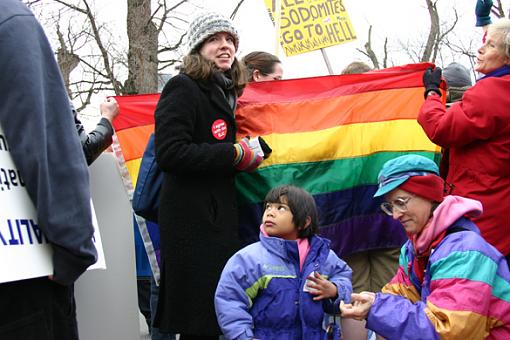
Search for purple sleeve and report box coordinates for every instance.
[366,293,439,340]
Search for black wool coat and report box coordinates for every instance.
[153,73,241,335]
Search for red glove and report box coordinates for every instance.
[233,137,263,172]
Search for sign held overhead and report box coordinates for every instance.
[265,0,357,56]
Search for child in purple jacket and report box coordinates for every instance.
[215,185,352,340]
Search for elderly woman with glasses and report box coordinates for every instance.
[340,154,510,339]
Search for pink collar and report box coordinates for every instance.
[413,195,482,255]
[297,238,310,271]
[260,225,310,271]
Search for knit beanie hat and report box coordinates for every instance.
[399,174,445,202]
[442,62,472,88]
[186,13,239,54]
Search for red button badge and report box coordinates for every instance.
[211,119,227,140]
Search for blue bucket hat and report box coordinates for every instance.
[373,154,439,197]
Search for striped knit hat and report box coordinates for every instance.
[186,12,239,54]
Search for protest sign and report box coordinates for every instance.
[264,0,357,56]
[0,126,106,283]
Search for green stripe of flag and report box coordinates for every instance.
[236,151,439,205]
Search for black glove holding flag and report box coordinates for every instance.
[423,66,443,99]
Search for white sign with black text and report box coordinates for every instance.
[0,126,105,283]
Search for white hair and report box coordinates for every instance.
[489,18,510,58]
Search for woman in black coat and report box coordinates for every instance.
[153,13,265,339]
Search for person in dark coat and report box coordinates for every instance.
[0,1,97,339]
[72,97,119,165]
[153,12,269,339]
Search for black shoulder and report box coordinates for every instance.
[160,73,199,95]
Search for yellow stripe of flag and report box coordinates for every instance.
[260,119,439,167]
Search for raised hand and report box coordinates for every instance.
[475,0,493,27]
[100,97,119,123]
[423,66,443,98]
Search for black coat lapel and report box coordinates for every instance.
[198,79,235,123]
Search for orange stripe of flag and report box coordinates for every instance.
[116,124,154,162]
[236,87,424,137]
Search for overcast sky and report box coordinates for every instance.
[195,0,503,78]
[57,0,508,123]
[85,0,508,79]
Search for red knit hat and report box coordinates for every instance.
[399,174,444,202]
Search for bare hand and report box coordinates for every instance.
[305,271,338,301]
[100,97,119,122]
[340,292,375,320]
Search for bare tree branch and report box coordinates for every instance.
[82,0,122,94]
[158,60,181,71]
[158,32,186,54]
[382,38,388,69]
[55,0,123,94]
[24,0,43,6]
[360,26,380,69]
[155,0,188,33]
[432,8,458,62]
[492,0,505,18]
[230,0,246,20]
[54,0,87,14]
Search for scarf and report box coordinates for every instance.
[212,71,237,111]
[410,195,482,283]
[478,65,510,81]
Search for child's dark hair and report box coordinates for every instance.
[264,185,319,238]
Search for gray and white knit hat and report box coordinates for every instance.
[186,12,239,54]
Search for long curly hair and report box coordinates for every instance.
[180,53,247,95]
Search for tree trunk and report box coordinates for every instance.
[125,0,158,94]
[422,0,440,62]
[56,27,79,97]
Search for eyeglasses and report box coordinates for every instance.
[380,196,414,216]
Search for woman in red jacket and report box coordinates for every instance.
[418,18,510,263]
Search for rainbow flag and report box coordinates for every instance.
[111,94,160,280]
[111,94,158,188]
[236,62,442,256]
[112,62,441,258]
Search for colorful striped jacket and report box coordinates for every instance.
[366,217,510,339]
[215,233,352,340]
